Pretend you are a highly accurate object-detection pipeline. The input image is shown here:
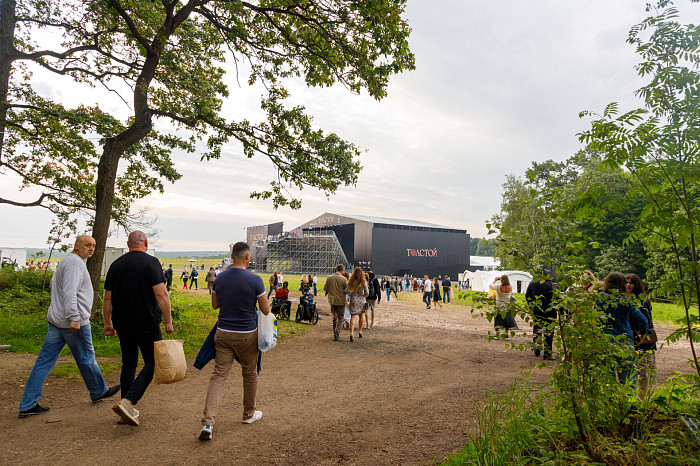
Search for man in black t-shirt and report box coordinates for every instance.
[103,231,173,426]
[442,276,452,304]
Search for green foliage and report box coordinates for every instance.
[0,267,52,293]
[470,238,496,257]
[458,4,700,464]
[445,373,700,465]
[492,150,649,279]
[579,0,700,376]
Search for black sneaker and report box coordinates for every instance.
[19,404,50,418]
[92,384,121,404]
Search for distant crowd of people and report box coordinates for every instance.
[26,260,54,271]
[161,260,230,294]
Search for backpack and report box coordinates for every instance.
[367,278,376,299]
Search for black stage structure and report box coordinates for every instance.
[246,213,470,278]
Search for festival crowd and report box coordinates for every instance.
[16,233,659,440]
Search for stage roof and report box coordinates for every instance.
[337,213,464,232]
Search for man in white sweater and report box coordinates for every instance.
[18,235,120,418]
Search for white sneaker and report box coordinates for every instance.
[242,410,262,424]
[199,424,213,440]
[112,399,139,426]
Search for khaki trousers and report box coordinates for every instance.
[202,329,259,425]
[330,305,345,338]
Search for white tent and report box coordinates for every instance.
[470,256,500,271]
[463,269,532,294]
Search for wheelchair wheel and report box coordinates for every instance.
[311,306,319,325]
[295,306,302,323]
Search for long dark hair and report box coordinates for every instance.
[626,273,647,298]
[603,272,627,294]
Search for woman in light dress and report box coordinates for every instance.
[489,275,517,338]
[347,267,369,342]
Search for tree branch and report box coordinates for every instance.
[106,0,155,54]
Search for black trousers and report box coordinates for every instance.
[117,327,162,404]
[533,313,555,358]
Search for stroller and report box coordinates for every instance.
[296,283,319,324]
[271,297,291,320]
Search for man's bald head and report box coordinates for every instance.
[127,230,148,252]
[73,235,96,259]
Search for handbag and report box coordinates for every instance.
[154,339,187,384]
[635,328,658,347]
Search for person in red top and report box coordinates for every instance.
[275,283,289,301]
[274,282,291,318]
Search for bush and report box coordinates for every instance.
[0,267,52,293]
[444,373,700,465]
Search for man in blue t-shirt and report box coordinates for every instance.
[199,242,270,441]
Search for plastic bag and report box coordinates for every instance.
[258,312,277,352]
[154,339,187,384]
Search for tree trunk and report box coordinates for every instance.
[0,0,16,163]
[86,120,152,310]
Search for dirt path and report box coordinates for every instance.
[0,295,693,465]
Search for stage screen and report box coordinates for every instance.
[371,227,469,278]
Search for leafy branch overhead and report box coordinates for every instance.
[2,0,413,210]
[0,0,415,297]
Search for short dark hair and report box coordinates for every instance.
[336,264,344,272]
[231,242,250,261]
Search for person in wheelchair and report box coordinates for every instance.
[296,279,317,323]
[272,281,292,319]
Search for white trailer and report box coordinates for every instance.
[0,248,27,270]
[101,247,156,278]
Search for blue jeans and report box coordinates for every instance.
[385,289,391,301]
[443,288,451,303]
[20,323,108,411]
[423,291,432,308]
[313,283,317,295]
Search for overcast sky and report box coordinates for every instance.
[2,1,699,251]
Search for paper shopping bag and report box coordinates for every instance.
[154,339,187,384]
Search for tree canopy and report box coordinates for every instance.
[0,0,415,295]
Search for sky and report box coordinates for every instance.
[2,1,699,251]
